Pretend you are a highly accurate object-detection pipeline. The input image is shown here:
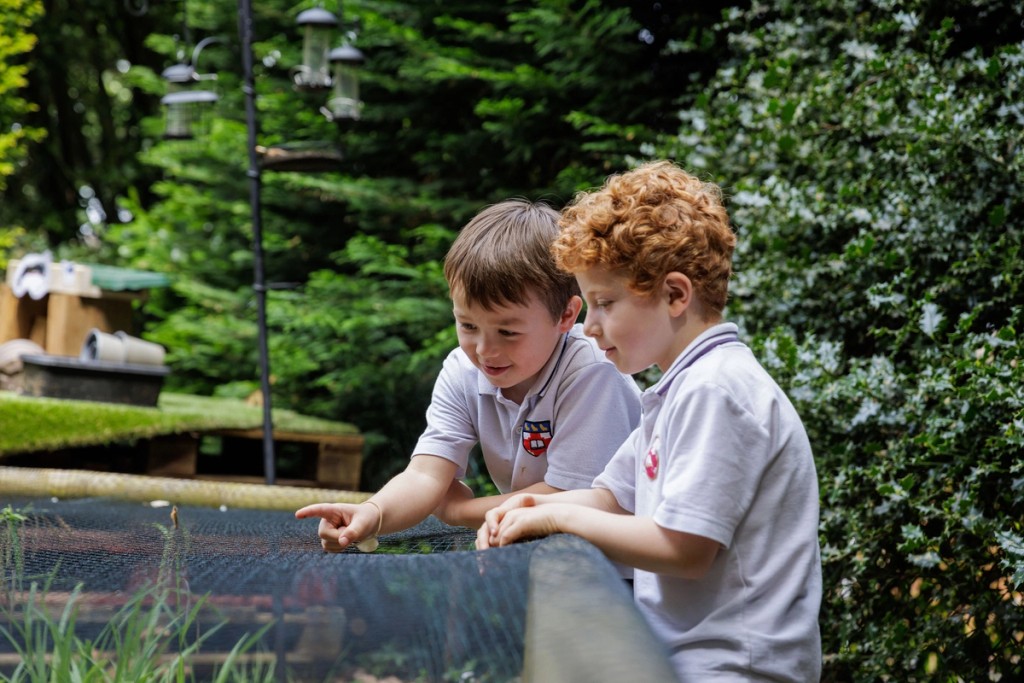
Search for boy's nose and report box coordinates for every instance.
[582,312,601,338]
[476,336,498,359]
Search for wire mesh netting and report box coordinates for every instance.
[0,495,678,682]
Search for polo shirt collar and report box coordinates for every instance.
[652,322,741,396]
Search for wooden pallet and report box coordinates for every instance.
[148,428,364,491]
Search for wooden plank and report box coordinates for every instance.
[0,283,21,341]
[213,428,363,447]
[0,283,47,344]
[29,313,47,346]
[317,439,362,490]
[1,284,145,355]
[212,428,364,490]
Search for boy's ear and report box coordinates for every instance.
[559,295,583,331]
[664,272,692,316]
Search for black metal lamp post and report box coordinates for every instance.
[236,0,362,485]
[236,0,277,484]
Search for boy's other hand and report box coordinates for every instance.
[295,502,379,553]
[476,493,541,549]
[480,499,569,549]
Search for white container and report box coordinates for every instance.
[116,331,166,366]
[81,329,126,363]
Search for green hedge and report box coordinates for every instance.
[658,1,1023,679]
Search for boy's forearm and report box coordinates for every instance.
[557,506,719,579]
[368,456,457,535]
[540,485,623,512]
[484,488,716,577]
[446,481,563,528]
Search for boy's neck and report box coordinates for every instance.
[683,316,723,342]
[668,312,724,370]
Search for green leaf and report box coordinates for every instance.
[987,204,1006,228]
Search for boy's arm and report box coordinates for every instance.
[432,479,562,529]
[365,454,461,533]
[478,491,720,579]
[296,454,458,550]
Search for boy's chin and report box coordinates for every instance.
[488,377,519,391]
[490,377,533,402]
[607,357,634,374]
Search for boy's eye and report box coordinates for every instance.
[499,329,519,337]
[458,322,477,331]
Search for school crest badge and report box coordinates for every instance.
[522,420,552,457]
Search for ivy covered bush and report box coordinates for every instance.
[658,1,1023,679]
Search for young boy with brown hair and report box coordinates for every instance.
[296,199,642,551]
[478,162,823,681]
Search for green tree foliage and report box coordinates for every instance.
[0,0,173,240]
[659,1,1023,678]
[93,0,703,485]
[0,0,45,271]
[0,0,44,193]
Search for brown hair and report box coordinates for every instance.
[444,199,580,321]
[553,160,736,314]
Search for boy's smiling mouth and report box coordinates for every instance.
[482,363,510,376]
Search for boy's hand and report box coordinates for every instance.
[433,479,475,527]
[477,493,547,549]
[295,502,380,552]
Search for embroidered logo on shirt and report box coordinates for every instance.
[522,420,552,457]
[644,436,660,480]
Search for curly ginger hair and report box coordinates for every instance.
[553,160,736,314]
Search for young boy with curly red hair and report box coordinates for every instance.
[478,161,822,682]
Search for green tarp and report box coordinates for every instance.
[86,264,170,292]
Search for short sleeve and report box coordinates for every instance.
[592,427,640,513]
[410,351,480,477]
[654,383,771,547]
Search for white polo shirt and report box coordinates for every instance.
[413,323,642,493]
[595,323,822,681]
